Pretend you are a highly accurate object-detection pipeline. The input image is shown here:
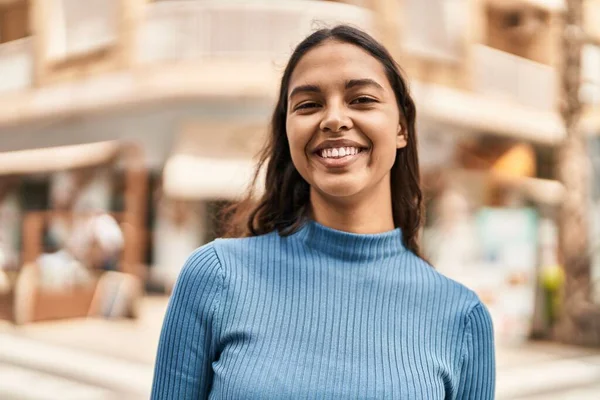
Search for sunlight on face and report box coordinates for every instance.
[286,40,406,204]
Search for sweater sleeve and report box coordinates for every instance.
[151,244,223,400]
[455,302,496,400]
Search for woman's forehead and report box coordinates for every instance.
[288,41,389,91]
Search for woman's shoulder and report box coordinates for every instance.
[181,231,280,272]
[404,252,483,310]
[178,242,223,279]
[212,230,280,258]
[169,242,225,300]
[409,256,491,331]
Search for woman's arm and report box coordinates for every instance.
[151,244,224,399]
[455,303,496,400]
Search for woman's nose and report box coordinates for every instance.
[319,103,352,133]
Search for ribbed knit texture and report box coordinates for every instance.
[151,220,495,399]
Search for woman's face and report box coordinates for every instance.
[286,40,406,203]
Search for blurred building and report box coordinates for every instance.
[0,0,599,308]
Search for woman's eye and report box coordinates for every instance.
[351,96,377,105]
[295,102,320,111]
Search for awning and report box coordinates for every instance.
[162,154,264,200]
[411,81,566,145]
[0,141,120,176]
[162,122,266,200]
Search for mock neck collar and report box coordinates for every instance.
[292,219,407,261]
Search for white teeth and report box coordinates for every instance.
[320,147,361,158]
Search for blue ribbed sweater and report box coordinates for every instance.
[151,221,495,399]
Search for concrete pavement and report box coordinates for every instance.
[497,347,600,399]
[0,295,599,399]
[0,295,166,399]
[0,363,117,400]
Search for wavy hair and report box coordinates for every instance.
[224,25,424,257]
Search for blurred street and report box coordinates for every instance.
[0,295,598,400]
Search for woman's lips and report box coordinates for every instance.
[312,148,366,169]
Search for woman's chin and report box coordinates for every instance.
[312,179,365,200]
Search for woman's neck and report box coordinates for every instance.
[309,185,395,234]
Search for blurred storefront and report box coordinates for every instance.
[419,125,564,343]
[0,141,147,323]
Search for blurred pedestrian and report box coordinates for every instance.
[36,228,93,291]
[62,211,124,272]
[152,25,495,399]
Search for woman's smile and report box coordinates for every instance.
[311,139,369,170]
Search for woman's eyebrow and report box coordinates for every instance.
[289,84,321,98]
[289,79,383,98]
[345,78,384,91]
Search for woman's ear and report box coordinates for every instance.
[396,124,408,149]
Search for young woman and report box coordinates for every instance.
[151,25,495,399]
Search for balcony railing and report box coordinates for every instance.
[472,44,558,111]
[136,0,373,64]
[0,37,33,94]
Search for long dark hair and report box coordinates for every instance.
[224,25,424,257]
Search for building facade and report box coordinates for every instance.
[0,0,599,299]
